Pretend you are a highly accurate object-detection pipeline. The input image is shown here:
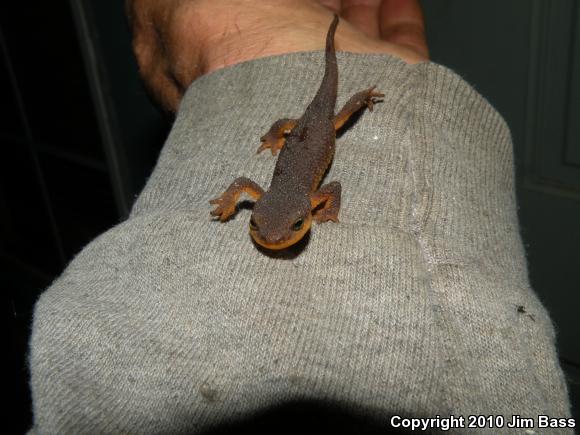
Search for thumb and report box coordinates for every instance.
[379,0,429,60]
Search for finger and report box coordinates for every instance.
[128,1,178,110]
[152,68,184,113]
[161,5,204,91]
[133,37,183,112]
[317,0,341,13]
[379,0,429,59]
[341,0,382,38]
[139,53,184,113]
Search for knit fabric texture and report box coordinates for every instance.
[29,52,571,434]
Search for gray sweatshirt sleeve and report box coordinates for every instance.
[28,52,572,434]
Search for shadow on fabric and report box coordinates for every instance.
[199,399,415,435]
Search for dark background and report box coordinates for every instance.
[3,1,579,433]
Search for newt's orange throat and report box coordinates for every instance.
[250,214,313,250]
[210,15,383,250]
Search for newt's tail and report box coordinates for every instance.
[307,14,339,119]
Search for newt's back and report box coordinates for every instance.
[270,14,340,194]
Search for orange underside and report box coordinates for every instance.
[250,217,312,250]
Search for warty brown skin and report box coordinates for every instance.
[210,15,383,250]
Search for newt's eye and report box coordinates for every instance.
[291,218,304,231]
[249,217,258,231]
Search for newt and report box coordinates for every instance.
[210,15,383,250]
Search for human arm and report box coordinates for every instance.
[125,0,428,112]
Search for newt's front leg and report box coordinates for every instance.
[210,177,264,222]
[311,181,341,223]
[257,118,298,155]
[333,87,384,130]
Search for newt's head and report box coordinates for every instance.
[249,192,312,250]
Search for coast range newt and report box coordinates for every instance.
[210,15,383,250]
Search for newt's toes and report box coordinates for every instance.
[210,205,235,222]
[365,87,384,111]
[367,86,384,97]
[314,216,339,224]
[313,212,340,224]
[209,195,236,221]
[256,140,269,154]
[257,137,283,156]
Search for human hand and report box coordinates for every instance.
[126,0,429,112]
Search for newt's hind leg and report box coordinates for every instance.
[311,181,341,223]
[210,177,264,222]
[257,118,298,155]
[333,87,384,130]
